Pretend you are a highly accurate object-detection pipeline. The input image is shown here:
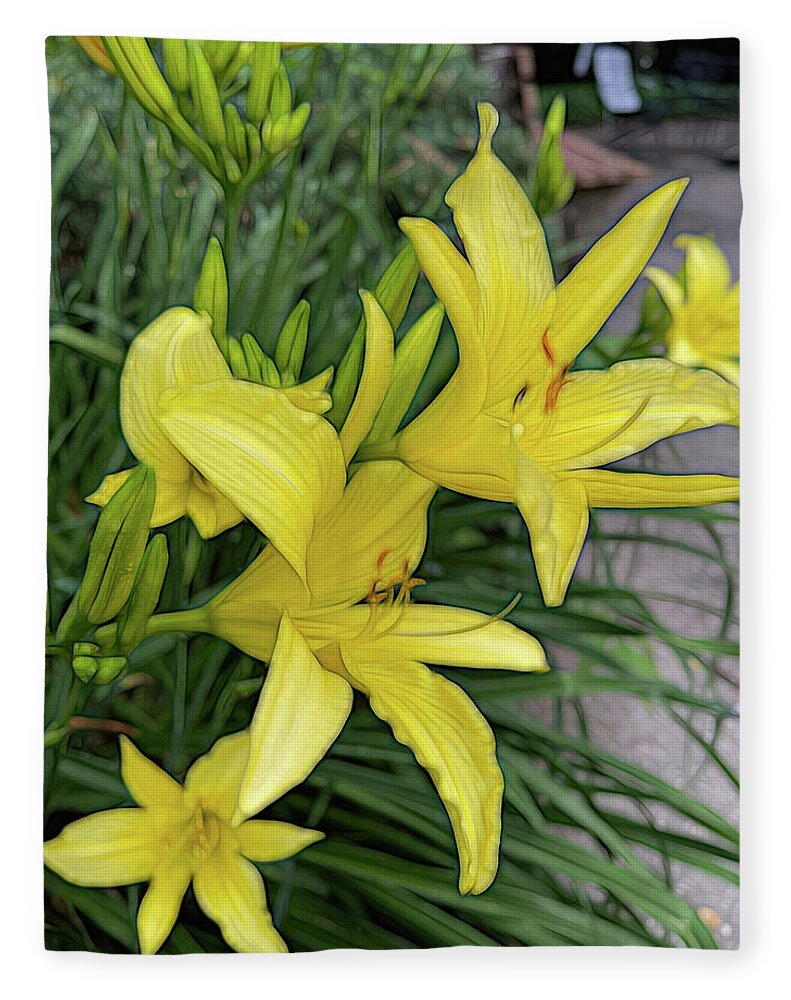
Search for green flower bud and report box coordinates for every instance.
[219,146,243,185]
[94,656,128,685]
[73,641,100,657]
[187,40,226,148]
[115,534,169,653]
[365,302,444,445]
[103,37,179,121]
[268,65,292,122]
[286,103,310,142]
[78,465,156,625]
[531,95,575,217]
[223,103,248,169]
[329,245,420,429]
[247,42,280,124]
[162,38,189,93]
[275,300,310,386]
[240,333,265,383]
[72,655,99,684]
[227,337,249,379]
[245,121,262,164]
[259,353,282,388]
[194,237,229,352]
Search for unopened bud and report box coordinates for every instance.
[247,42,280,124]
[78,465,156,625]
[194,237,229,352]
[275,300,310,386]
[329,245,419,429]
[94,656,128,685]
[116,534,169,653]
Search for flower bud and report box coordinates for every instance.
[115,534,169,653]
[240,333,265,383]
[188,40,226,149]
[78,465,156,625]
[72,655,99,684]
[268,65,292,122]
[162,38,189,93]
[227,337,249,379]
[329,245,419,429]
[365,302,444,445]
[247,42,280,124]
[275,300,310,386]
[193,237,229,352]
[93,656,128,685]
[223,104,248,169]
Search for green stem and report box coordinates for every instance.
[145,608,208,638]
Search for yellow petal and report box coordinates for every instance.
[549,179,688,364]
[345,657,503,894]
[137,862,191,954]
[645,265,685,313]
[397,217,480,368]
[513,454,590,607]
[327,603,547,672]
[338,291,395,463]
[675,234,732,297]
[446,103,554,391]
[44,809,158,886]
[304,462,434,607]
[184,730,250,823]
[523,360,740,472]
[571,469,740,508]
[120,307,229,484]
[208,462,436,625]
[237,820,323,863]
[159,379,346,584]
[119,736,184,812]
[236,613,353,824]
[192,844,287,953]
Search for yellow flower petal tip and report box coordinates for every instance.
[476,102,499,147]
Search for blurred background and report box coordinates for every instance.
[46,38,739,951]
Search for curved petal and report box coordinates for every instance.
[549,179,688,364]
[446,103,554,389]
[513,453,590,607]
[237,820,323,863]
[524,359,740,472]
[184,730,250,823]
[119,736,184,812]
[159,379,346,584]
[644,266,685,313]
[120,307,229,480]
[325,603,547,672]
[339,291,395,463]
[236,613,353,824]
[398,217,479,354]
[44,809,158,887]
[570,469,739,508]
[137,862,191,954]
[193,846,287,953]
[346,657,503,895]
[209,462,435,619]
[675,234,732,298]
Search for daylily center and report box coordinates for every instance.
[170,800,222,861]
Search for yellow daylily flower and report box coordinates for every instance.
[87,307,346,585]
[166,461,548,895]
[43,732,322,953]
[384,103,739,607]
[646,234,740,386]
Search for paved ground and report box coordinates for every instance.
[537,117,741,947]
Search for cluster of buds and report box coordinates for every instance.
[54,465,169,684]
[530,95,575,218]
[78,37,309,191]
